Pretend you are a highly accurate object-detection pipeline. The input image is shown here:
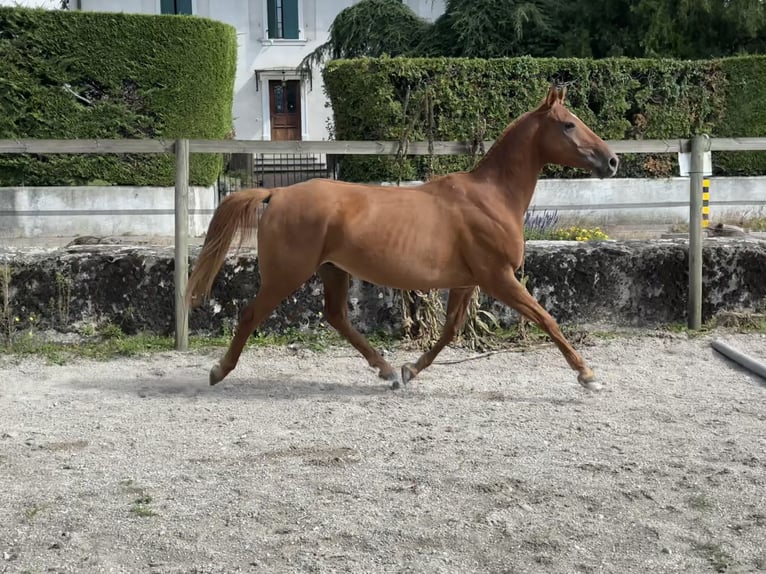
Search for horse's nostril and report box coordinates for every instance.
[609,156,618,169]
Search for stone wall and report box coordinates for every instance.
[1,238,764,338]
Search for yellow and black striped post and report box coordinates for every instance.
[702,178,710,229]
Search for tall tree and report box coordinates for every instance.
[306,0,766,68]
[551,0,644,58]
[301,0,428,71]
[633,0,766,58]
[418,0,556,58]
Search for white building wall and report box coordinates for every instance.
[77,0,446,141]
[0,0,59,7]
[78,0,156,13]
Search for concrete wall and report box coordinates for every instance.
[3,176,766,238]
[384,176,766,225]
[0,186,216,238]
[1,239,764,337]
[529,176,766,224]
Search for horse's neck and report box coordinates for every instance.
[470,119,542,216]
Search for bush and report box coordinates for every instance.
[323,55,766,182]
[0,7,237,186]
[548,226,610,241]
[523,211,609,241]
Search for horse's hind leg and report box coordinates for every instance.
[480,268,598,390]
[210,275,311,385]
[318,263,399,386]
[400,287,475,385]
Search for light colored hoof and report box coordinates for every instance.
[209,363,225,386]
[380,370,402,390]
[580,379,602,391]
[577,368,601,391]
[401,363,418,386]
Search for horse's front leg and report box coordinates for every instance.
[480,268,599,390]
[318,263,399,386]
[400,287,476,385]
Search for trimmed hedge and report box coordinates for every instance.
[0,7,237,186]
[715,55,766,176]
[322,55,766,181]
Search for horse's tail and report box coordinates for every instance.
[185,187,272,308]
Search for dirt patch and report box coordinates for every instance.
[1,332,765,573]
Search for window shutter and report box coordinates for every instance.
[283,0,300,39]
[267,0,278,38]
[177,0,192,14]
[160,0,174,14]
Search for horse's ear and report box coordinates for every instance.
[545,83,558,107]
[559,85,567,103]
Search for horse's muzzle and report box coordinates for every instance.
[595,152,619,178]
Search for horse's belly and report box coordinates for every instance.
[320,190,474,289]
[327,248,474,291]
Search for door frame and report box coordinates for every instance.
[259,70,309,141]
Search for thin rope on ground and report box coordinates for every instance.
[433,342,554,365]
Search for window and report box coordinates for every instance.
[161,0,192,15]
[267,0,300,39]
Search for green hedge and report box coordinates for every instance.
[0,7,237,186]
[715,55,766,175]
[323,55,766,181]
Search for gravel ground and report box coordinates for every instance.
[1,332,765,574]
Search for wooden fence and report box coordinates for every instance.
[1,135,764,347]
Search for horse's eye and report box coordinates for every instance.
[564,122,576,131]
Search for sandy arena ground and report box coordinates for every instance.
[1,332,765,573]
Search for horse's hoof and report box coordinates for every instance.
[577,368,601,391]
[209,363,225,386]
[380,370,402,390]
[401,363,418,386]
[581,380,602,391]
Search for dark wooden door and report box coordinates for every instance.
[269,80,302,141]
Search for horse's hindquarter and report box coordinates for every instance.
[322,183,474,290]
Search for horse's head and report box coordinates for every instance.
[533,84,619,179]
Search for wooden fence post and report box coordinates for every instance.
[688,134,710,330]
[174,138,190,350]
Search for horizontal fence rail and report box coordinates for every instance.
[3,134,766,346]
[3,136,766,155]
[0,139,176,154]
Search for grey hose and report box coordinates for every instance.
[711,339,766,381]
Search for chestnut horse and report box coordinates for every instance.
[185,84,619,391]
